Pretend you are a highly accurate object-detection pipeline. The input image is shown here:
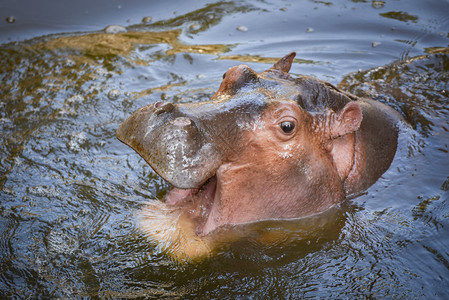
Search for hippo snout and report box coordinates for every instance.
[117,101,222,189]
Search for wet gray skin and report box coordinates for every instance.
[116,52,359,190]
[117,90,267,189]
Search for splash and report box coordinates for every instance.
[136,200,213,262]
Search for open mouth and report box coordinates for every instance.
[163,175,218,235]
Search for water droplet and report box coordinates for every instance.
[95,67,109,76]
[68,132,88,152]
[6,16,15,24]
[108,89,121,100]
[66,94,85,103]
[372,41,381,47]
[306,27,314,33]
[372,1,385,9]
[104,24,127,34]
[0,117,12,125]
[190,23,201,31]
[142,16,153,24]
[79,208,90,216]
[236,26,248,32]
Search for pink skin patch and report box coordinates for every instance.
[164,176,217,210]
[165,187,198,206]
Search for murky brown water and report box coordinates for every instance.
[1,0,448,298]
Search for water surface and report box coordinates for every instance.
[1,0,448,298]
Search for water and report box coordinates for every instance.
[1,0,448,298]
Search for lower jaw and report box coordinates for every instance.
[164,176,218,234]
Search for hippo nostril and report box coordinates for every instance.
[154,102,174,115]
[154,101,165,108]
[172,117,193,127]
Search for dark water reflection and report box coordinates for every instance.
[1,0,449,298]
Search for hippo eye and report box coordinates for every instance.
[280,121,295,134]
[222,72,227,79]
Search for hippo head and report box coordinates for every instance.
[117,53,366,236]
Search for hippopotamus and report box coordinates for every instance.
[117,52,402,260]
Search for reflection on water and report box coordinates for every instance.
[137,199,347,263]
[1,0,449,298]
[43,30,230,59]
[380,11,418,23]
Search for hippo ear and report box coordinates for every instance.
[270,52,296,73]
[329,101,363,138]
